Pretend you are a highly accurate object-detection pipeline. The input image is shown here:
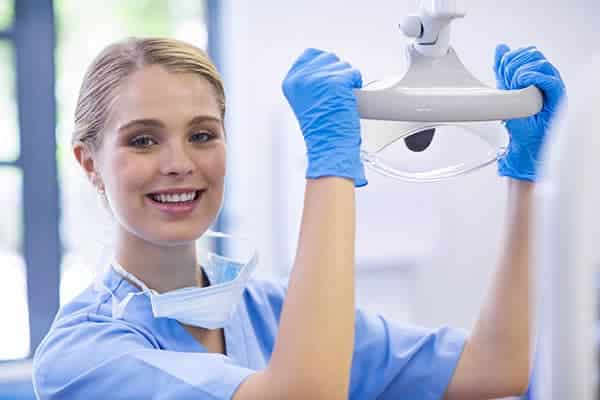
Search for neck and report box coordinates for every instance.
[114,228,203,293]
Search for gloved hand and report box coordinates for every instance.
[494,44,566,181]
[282,48,367,187]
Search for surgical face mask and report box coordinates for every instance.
[103,230,258,329]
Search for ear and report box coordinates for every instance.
[73,142,102,188]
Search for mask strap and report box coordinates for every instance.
[112,292,141,320]
[204,229,251,242]
[92,263,144,320]
[111,261,155,294]
[109,261,157,320]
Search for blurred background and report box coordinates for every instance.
[0,0,597,399]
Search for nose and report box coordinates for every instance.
[159,141,195,177]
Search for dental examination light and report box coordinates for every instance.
[356,0,543,182]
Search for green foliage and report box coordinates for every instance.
[0,0,14,31]
[52,0,207,170]
[54,0,173,43]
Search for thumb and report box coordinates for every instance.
[518,71,566,113]
[494,44,511,84]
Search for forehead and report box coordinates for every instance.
[107,65,221,128]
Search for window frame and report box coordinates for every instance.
[0,0,62,361]
[0,0,59,396]
[0,0,223,372]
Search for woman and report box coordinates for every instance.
[32,38,565,399]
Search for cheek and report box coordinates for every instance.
[205,144,226,181]
[107,152,154,196]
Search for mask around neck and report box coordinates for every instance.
[100,230,258,329]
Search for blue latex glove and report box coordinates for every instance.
[494,44,566,181]
[282,48,367,187]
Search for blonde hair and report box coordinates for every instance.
[73,37,225,151]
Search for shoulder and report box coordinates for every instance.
[33,273,160,396]
[34,281,158,373]
[33,309,156,399]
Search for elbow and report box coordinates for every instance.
[454,337,531,399]
[494,361,530,398]
[506,349,532,396]
[508,371,530,397]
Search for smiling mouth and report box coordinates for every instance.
[146,190,204,204]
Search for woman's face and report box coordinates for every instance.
[91,65,226,246]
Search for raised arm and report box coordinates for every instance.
[446,180,533,399]
[234,49,365,400]
[445,45,566,399]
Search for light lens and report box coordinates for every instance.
[361,121,508,182]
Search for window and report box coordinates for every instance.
[0,168,28,360]
[0,0,212,363]
[0,43,18,162]
[0,0,28,361]
[0,0,13,32]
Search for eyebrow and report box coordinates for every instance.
[118,115,223,133]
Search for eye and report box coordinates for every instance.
[190,131,215,143]
[129,135,157,148]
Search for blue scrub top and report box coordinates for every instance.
[33,267,467,399]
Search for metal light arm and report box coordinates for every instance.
[399,0,466,57]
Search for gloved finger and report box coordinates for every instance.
[308,59,362,88]
[336,66,362,89]
[510,59,557,88]
[302,50,341,72]
[297,57,352,84]
[501,49,545,88]
[509,54,564,92]
[305,60,352,81]
[286,48,338,78]
[287,48,325,73]
[283,50,322,97]
[352,68,362,88]
[504,49,547,85]
[498,46,538,86]
[312,59,353,74]
[499,46,538,72]
[494,44,511,84]
[311,64,361,87]
[517,70,566,112]
[301,48,326,60]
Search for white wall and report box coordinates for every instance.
[220,0,599,330]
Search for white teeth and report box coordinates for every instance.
[151,191,197,203]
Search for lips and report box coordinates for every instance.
[145,189,206,216]
[148,190,200,204]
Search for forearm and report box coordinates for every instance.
[446,180,533,399]
[268,177,356,398]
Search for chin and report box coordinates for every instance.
[159,225,212,245]
[134,220,211,247]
